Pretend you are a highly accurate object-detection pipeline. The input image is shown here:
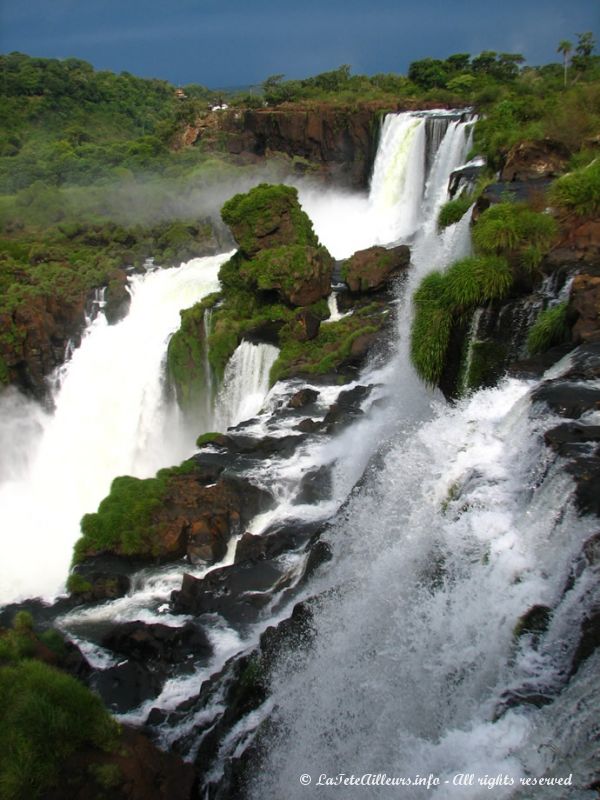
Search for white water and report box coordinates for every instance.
[247,114,596,796]
[213,340,280,430]
[299,111,470,259]
[0,254,229,603]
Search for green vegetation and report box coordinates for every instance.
[65,572,94,595]
[270,302,386,383]
[549,159,600,217]
[0,52,216,193]
[73,460,199,563]
[0,612,120,800]
[221,184,319,256]
[437,195,473,229]
[0,659,119,800]
[410,256,512,386]
[472,202,558,269]
[527,302,570,354]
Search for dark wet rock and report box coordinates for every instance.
[258,599,316,670]
[68,555,137,602]
[508,343,576,379]
[104,269,131,325]
[570,606,600,676]
[292,307,322,341]
[583,532,600,566]
[565,456,600,517]
[171,560,289,625]
[337,384,374,408]
[235,519,322,564]
[102,621,212,665]
[514,605,552,641]
[570,274,600,344]
[544,422,600,457]
[531,382,600,419]
[287,387,319,409]
[0,596,75,629]
[293,464,333,505]
[90,660,165,714]
[299,540,333,583]
[559,342,600,383]
[493,687,555,721]
[295,417,323,433]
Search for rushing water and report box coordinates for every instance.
[0,254,230,602]
[2,108,593,796]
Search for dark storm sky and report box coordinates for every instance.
[0,0,598,87]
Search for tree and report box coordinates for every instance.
[575,31,596,58]
[557,39,572,86]
[408,58,448,89]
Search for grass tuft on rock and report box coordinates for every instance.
[437,195,473,229]
[527,302,570,354]
[472,202,558,268]
[548,159,600,218]
[410,257,512,386]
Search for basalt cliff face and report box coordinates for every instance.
[173,100,450,187]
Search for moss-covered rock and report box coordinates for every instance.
[221,183,319,257]
[240,244,333,306]
[72,459,272,567]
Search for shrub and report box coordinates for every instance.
[0,659,119,800]
[472,202,558,268]
[437,195,473,229]
[549,159,600,217]
[527,302,570,354]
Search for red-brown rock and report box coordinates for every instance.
[343,245,410,293]
[570,274,600,343]
[500,139,570,182]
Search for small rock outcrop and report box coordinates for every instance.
[500,139,570,182]
[342,244,410,293]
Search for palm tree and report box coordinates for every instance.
[557,40,573,87]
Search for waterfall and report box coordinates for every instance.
[212,340,279,430]
[0,254,227,603]
[248,115,592,796]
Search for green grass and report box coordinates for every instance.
[72,460,199,563]
[437,195,473,229]
[472,202,558,268]
[527,302,570,354]
[0,659,119,800]
[410,257,512,387]
[549,159,600,217]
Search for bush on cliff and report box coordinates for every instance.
[0,659,119,800]
[548,159,600,217]
[410,256,512,386]
[437,195,473,229]
[472,202,558,269]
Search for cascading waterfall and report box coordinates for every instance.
[0,254,229,603]
[247,115,596,796]
[213,340,280,430]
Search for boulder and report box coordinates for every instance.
[531,382,600,418]
[500,139,570,182]
[220,184,319,258]
[171,560,288,625]
[101,621,212,665]
[570,607,600,676]
[287,387,319,409]
[240,244,333,306]
[343,244,410,293]
[90,660,165,714]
